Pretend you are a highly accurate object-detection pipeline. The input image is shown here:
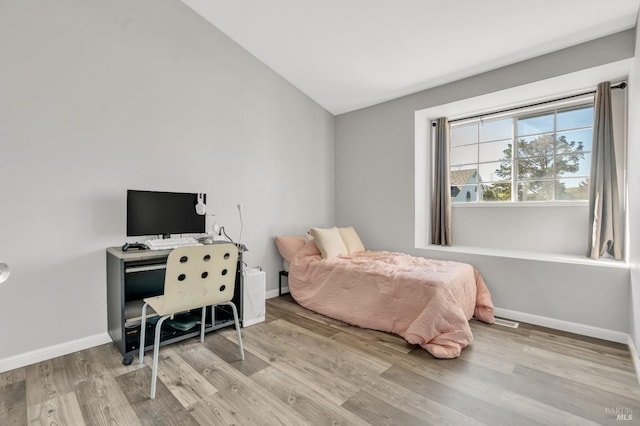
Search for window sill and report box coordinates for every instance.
[418,244,627,269]
[451,201,588,208]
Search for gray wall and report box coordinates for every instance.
[628,14,640,352]
[336,30,635,334]
[0,0,334,359]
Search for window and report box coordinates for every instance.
[449,100,593,203]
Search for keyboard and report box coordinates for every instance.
[145,236,202,250]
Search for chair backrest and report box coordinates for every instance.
[161,243,238,314]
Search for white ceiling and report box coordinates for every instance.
[182,0,640,115]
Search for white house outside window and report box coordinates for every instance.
[449,99,594,203]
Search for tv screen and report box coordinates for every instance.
[126,190,206,237]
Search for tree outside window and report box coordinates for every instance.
[449,103,592,203]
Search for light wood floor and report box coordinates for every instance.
[1,295,639,425]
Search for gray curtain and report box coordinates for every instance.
[431,117,452,245]
[587,81,622,260]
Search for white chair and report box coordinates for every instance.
[138,243,245,399]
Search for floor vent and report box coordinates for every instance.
[494,318,519,328]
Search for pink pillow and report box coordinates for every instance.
[274,236,306,262]
[299,239,321,256]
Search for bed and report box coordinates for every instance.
[275,228,495,358]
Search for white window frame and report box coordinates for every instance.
[448,95,594,205]
[414,61,630,256]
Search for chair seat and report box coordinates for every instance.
[143,295,198,317]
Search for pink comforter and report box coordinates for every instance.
[288,243,495,358]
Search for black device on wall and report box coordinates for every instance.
[126,190,206,238]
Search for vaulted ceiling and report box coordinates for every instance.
[182,0,640,115]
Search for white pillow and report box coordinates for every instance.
[339,227,365,254]
[311,227,348,259]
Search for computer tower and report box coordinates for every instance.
[242,268,266,327]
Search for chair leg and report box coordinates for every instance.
[138,302,149,364]
[150,315,169,400]
[200,306,207,343]
[224,302,245,360]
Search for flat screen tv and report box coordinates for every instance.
[126,190,206,237]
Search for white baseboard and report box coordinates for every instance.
[0,332,112,373]
[493,307,628,344]
[628,336,640,385]
[266,286,289,299]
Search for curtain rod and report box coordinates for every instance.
[437,82,627,126]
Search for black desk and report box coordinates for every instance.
[106,246,243,360]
